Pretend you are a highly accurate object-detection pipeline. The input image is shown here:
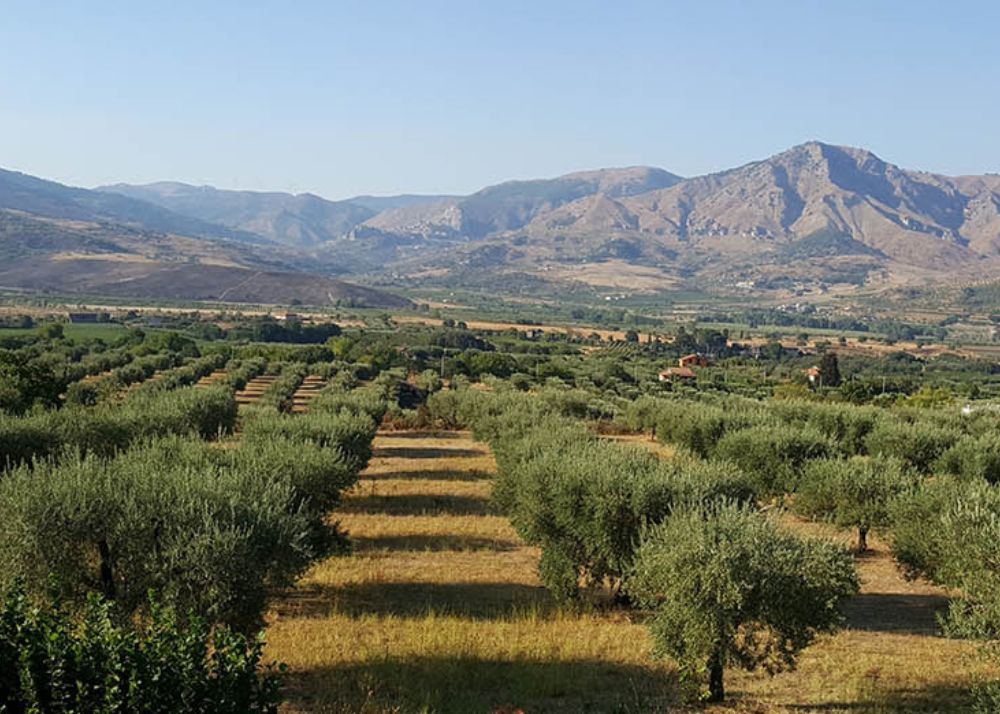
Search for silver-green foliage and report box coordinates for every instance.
[627,504,858,702]
[0,437,322,629]
[795,456,917,551]
[0,385,236,470]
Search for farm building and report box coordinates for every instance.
[68,312,100,324]
[659,366,697,382]
[679,353,710,368]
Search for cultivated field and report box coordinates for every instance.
[267,430,990,713]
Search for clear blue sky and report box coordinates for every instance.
[1,0,998,199]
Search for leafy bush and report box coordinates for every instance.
[655,399,772,458]
[0,386,236,470]
[475,393,755,602]
[0,587,282,713]
[771,400,882,456]
[242,407,379,476]
[259,363,307,413]
[627,504,857,702]
[223,357,268,390]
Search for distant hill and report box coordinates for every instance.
[0,168,263,244]
[358,143,1000,295]
[9,143,1000,302]
[0,173,410,308]
[99,182,450,248]
[354,166,683,242]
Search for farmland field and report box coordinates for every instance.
[267,430,992,713]
[3,306,1000,713]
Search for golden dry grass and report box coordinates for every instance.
[266,431,992,713]
[600,433,677,459]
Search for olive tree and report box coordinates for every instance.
[936,434,1000,485]
[712,424,834,495]
[795,456,917,551]
[864,419,959,474]
[627,504,857,702]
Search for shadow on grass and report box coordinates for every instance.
[361,468,494,482]
[374,446,486,460]
[843,592,949,635]
[378,430,465,440]
[284,656,678,714]
[352,533,520,553]
[340,493,494,516]
[275,580,555,621]
[784,681,978,712]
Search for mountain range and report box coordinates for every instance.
[3,142,1000,305]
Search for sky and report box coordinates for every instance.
[1,0,998,199]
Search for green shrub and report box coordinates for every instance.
[889,478,970,582]
[242,407,379,475]
[0,386,236,470]
[0,438,316,630]
[771,400,882,456]
[259,363,307,413]
[0,587,282,713]
[483,398,755,602]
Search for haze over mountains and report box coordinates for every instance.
[2,141,1000,304]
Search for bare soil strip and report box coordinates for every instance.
[291,375,327,414]
[236,375,278,407]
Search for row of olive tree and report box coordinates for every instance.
[1,381,385,628]
[0,385,238,470]
[427,387,859,702]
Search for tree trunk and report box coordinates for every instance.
[857,526,869,553]
[707,652,725,702]
[97,539,116,600]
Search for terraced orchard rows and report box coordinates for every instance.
[266,416,994,713]
[5,314,1000,713]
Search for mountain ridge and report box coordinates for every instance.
[8,142,1000,300]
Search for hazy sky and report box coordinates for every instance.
[2,0,998,199]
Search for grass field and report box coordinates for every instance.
[0,323,127,340]
[266,431,993,713]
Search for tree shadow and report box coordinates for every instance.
[361,468,493,482]
[274,580,555,621]
[374,446,486,459]
[351,533,520,553]
[784,681,978,712]
[283,655,678,714]
[379,430,465,440]
[843,592,949,635]
[339,493,494,516]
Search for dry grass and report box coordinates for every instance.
[601,433,677,459]
[266,431,993,713]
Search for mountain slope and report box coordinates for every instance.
[383,143,1000,293]
[99,182,451,248]
[0,168,264,244]
[0,209,409,307]
[0,168,411,307]
[355,166,683,242]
